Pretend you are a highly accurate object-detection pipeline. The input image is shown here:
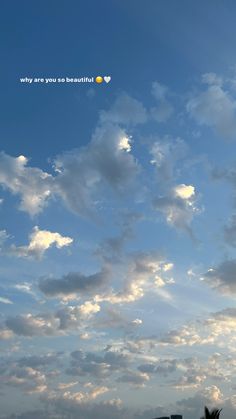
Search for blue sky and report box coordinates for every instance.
[2,1,236,418]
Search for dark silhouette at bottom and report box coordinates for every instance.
[201,407,222,419]
[154,406,222,419]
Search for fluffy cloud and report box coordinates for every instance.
[66,349,130,378]
[1,365,47,394]
[0,124,139,218]
[187,75,236,139]
[176,385,223,418]
[5,313,59,337]
[157,307,236,349]
[55,301,100,330]
[46,385,109,404]
[54,123,139,216]
[10,226,73,259]
[95,252,174,304]
[0,153,53,216]
[153,183,199,233]
[4,299,103,337]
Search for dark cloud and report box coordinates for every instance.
[39,268,110,297]
[203,260,236,295]
[5,313,58,337]
[67,349,129,378]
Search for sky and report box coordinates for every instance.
[2,1,236,418]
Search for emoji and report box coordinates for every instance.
[95,76,103,84]
[104,76,111,83]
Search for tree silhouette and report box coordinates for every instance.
[201,406,222,419]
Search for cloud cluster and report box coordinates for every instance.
[66,349,130,379]
[95,252,174,304]
[0,121,139,218]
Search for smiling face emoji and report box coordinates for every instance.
[95,76,103,84]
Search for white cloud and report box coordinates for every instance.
[10,226,73,259]
[174,184,195,200]
[95,252,174,304]
[0,125,139,218]
[0,296,13,304]
[0,152,53,216]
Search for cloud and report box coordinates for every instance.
[150,136,188,182]
[153,183,199,233]
[138,359,178,376]
[54,123,140,216]
[1,365,47,394]
[18,353,60,368]
[0,328,14,340]
[47,385,109,403]
[5,313,59,337]
[55,301,100,330]
[150,81,174,122]
[10,226,73,259]
[156,306,236,349]
[95,252,174,304]
[1,399,128,419]
[0,296,13,304]
[99,93,147,125]
[39,267,110,298]
[203,260,236,295]
[0,152,53,216]
[176,385,223,418]
[43,396,127,419]
[117,370,149,388]
[187,76,236,139]
[0,124,139,218]
[94,307,143,331]
[66,349,130,378]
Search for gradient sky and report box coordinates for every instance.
[2,1,236,418]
